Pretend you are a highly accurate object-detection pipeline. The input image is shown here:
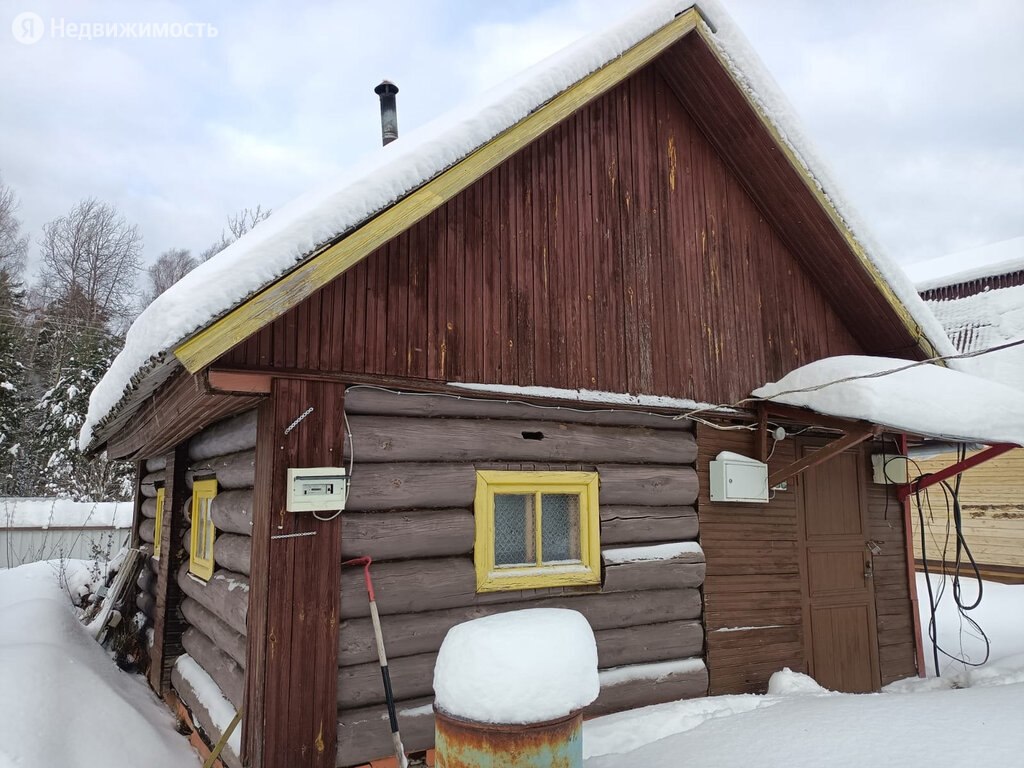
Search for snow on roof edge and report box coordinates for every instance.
[81,0,954,451]
[909,236,1024,292]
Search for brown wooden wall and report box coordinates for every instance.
[865,450,919,686]
[698,428,918,694]
[221,63,863,405]
[912,448,1024,581]
[697,425,806,695]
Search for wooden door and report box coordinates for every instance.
[797,442,880,692]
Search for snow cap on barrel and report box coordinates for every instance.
[433,608,600,724]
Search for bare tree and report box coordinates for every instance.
[37,198,142,327]
[200,204,272,261]
[0,175,28,281]
[142,247,197,306]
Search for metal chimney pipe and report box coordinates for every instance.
[374,80,399,146]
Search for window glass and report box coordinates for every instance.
[494,493,534,566]
[541,493,580,563]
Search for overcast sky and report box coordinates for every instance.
[2,0,1022,281]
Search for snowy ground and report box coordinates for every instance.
[0,560,198,768]
[585,572,1024,766]
[2,558,1021,768]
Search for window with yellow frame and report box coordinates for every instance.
[152,486,165,559]
[189,478,218,581]
[474,470,600,592]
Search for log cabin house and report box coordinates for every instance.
[909,241,1024,583]
[82,3,1014,766]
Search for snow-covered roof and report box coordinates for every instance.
[752,355,1024,446]
[1,498,133,529]
[924,284,1024,391]
[907,236,1024,292]
[82,0,955,451]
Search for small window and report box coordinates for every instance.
[189,478,218,581]
[152,485,166,559]
[474,471,600,592]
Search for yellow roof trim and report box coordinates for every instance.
[174,9,702,373]
[690,23,941,362]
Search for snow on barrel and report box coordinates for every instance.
[433,608,599,767]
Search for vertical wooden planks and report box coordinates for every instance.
[219,62,874,407]
[244,380,346,768]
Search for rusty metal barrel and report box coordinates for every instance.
[432,608,598,768]
[434,708,583,768]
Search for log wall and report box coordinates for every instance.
[135,461,164,629]
[168,410,257,768]
[335,387,706,766]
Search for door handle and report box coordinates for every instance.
[864,558,874,582]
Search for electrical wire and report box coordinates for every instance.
[910,450,991,676]
[311,408,355,522]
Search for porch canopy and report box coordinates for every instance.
[751,355,1024,447]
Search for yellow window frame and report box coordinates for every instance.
[189,478,218,581]
[474,470,600,592]
[152,486,165,559]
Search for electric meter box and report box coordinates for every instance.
[872,454,909,484]
[709,455,769,503]
[286,467,348,513]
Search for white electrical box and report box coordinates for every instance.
[286,467,348,513]
[872,454,909,484]
[709,452,769,503]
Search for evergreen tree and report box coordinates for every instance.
[34,329,132,501]
[0,270,32,494]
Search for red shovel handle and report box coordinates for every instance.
[342,556,376,602]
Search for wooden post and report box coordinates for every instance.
[150,444,189,693]
[130,462,145,549]
[244,379,346,768]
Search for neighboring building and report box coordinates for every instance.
[81,3,998,767]
[0,498,131,568]
[907,237,1024,583]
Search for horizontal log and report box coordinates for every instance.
[600,505,698,545]
[595,620,704,668]
[188,409,258,461]
[344,415,696,465]
[341,556,704,619]
[597,465,699,506]
[346,464,476,512]
[343,386,695,431]
[136,591,155,619]
[176,564,249,636]
[182,626,245,709]
[214,534,251,576]
[210,489,254,536]
[589,659,708,716]
[145,456,167,472]
[148,552,160,573]
[140,497,159,519]
[340,588,702,666]
[337,696,435,767]
[340,509,474,561]
[181,597,247,668]
[139,471,163,498]
[186,450,255,490]
[337,620,704,709]
[602,558,706,593]
[339,652,437,709]
[171,665,242,768]
[136,566,156,594]
[138,518,156,544]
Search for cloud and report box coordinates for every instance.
[0,0,1021,285]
